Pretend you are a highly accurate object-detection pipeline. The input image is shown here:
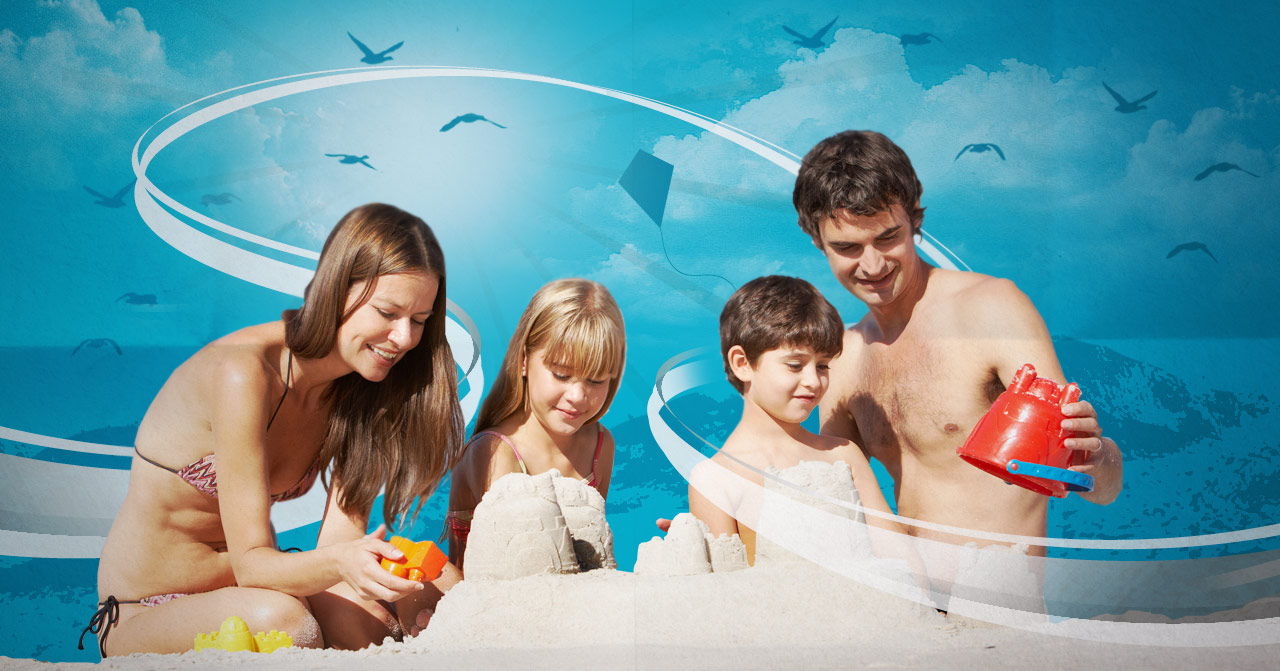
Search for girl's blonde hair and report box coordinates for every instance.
[284,203,464,528]
[473,279,626,434]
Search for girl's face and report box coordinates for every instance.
[522,348,613,436]
[336,271,439,382]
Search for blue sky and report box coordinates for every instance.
[1,0,1277,359]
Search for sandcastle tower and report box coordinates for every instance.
[464,470,580,580]
[553,475,617,571]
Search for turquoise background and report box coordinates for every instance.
[2,0,1278,661]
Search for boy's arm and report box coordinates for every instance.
[688,460,741,538]
[973,278,1123,505]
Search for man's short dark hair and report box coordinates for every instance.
[720,275,844,394]
[793,130,925,246]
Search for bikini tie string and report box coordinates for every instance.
[78,595,120,657]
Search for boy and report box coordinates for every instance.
[688,275,905,565]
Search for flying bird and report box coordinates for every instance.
[1194,163,1259,181]
[1166,242,1217,262]
[955,144,1005,161]
[84,179,135,208]
[781,16,838,49]
[439,114,508,132]
[200,192,240,206]
[900,33,942,46]
[1102,82,1156,113]
[116,293,158,305]
[72,338,122,356]
[325,153,377,170]
[347,32,403,64]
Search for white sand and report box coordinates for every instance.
[11,466,1278,670]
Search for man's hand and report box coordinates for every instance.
[1061,399,1123,505]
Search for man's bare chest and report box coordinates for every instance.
[845,338,1001,468]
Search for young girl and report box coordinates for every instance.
[83,203,465,656]
[445,278,626,570]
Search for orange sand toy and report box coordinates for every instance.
[193,615,293,653]
[380,536,448,582]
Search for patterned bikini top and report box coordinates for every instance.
[134,351,320,503]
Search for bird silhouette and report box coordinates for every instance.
[1102,82,1156,113]
[1194,163,1259,181]
[200,192,240,207]
[781,16,838,49]
[1166,242,1217,262]
[955,144,1005,161]
[72,338,122,356]
[84,179,135,208]
[115,292,158,305]
[439,114,508,132]
[325,153,377,171]
[347,32,403,64]
[899,33,942,46]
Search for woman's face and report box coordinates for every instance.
[337,271,439,382]
[522,348,613,437]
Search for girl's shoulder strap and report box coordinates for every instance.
[473,430,529,475]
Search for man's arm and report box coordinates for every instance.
[973,278,1123,505]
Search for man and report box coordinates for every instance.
[792,130,1122,555]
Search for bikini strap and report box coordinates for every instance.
[588,424,604,482]
[265,350,292,431]
[475,430,529,475]
[79,595,136,657]
[133,447,180,474]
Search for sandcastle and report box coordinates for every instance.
[754,460,872,566]
[632,513,749,575]
[463,470,616,580]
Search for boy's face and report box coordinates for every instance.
[735,345,832,424]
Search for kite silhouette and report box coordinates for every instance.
[618,150,734,290]
[347,32,403,64]
[955,144,1005,161]
[1102,82,1156,113]
[1194,163,1259,181]
[116,293,158,305]
[900,33,942,46]
[781,16,838,49]
[326,153,377,170]
[201,192,240,206]
[1166,242,1217,262]
[439,114,508,132]
[72,338,122,356]
[84,179,135,208]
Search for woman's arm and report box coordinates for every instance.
[208,354,417,599]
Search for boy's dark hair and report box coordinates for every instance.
[793,130,925,246]
[720,275,844,393]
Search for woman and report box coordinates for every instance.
[82,203,465,656]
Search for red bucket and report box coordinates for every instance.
[956,364,1094,498]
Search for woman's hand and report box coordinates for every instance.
[333,524,425,603]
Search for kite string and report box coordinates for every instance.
[659,226,736,291]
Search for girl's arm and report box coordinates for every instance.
[445,433,525,569]
[592,425,616,499]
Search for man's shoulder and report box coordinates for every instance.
[928,269,1040,328]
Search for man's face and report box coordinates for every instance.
[816,203,920,308]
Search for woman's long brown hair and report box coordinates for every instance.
[284,203,464,528]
